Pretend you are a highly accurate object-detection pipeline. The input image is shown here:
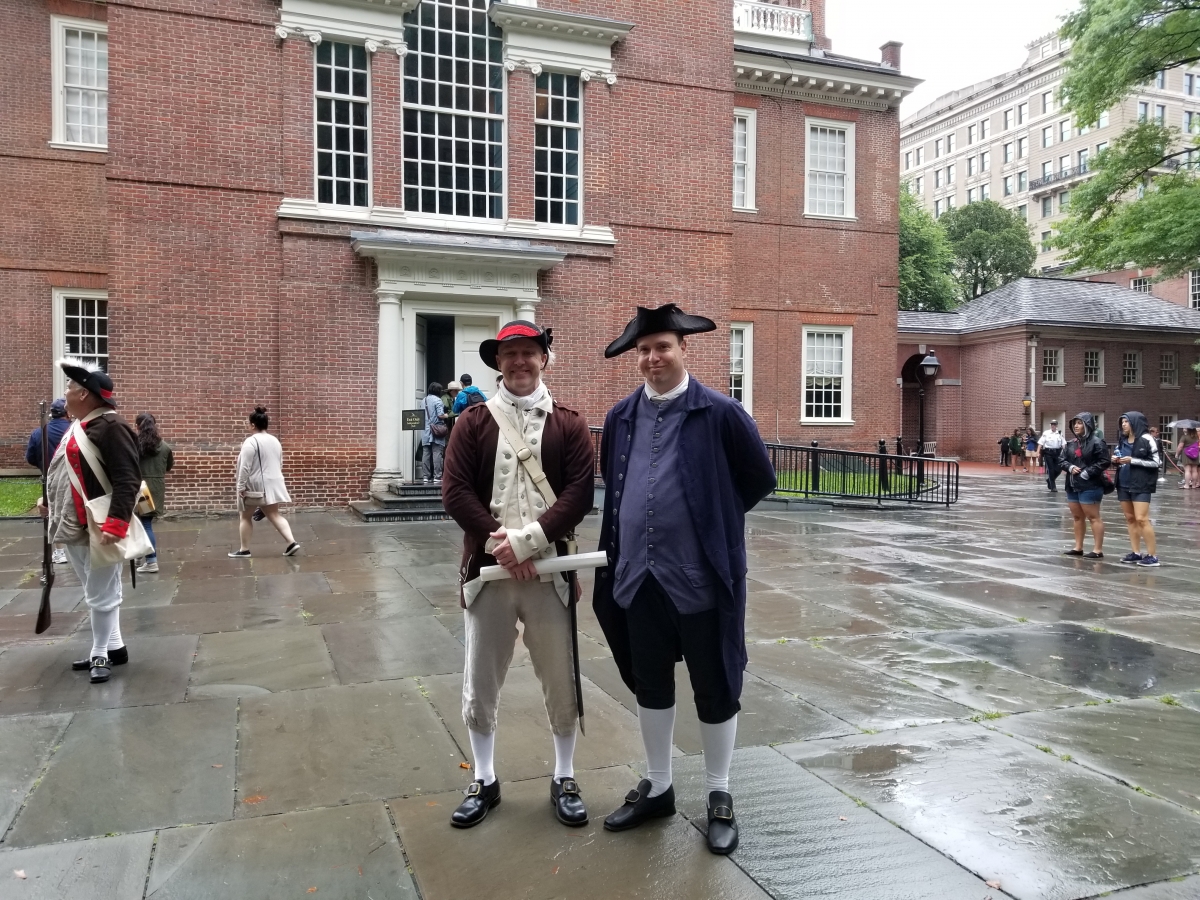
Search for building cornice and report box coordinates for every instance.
[734,49,920,111]
[277,0,418,50]
[489,3,634,83]
[902,67,1065,145]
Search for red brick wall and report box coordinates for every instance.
[1083,268,1197,309]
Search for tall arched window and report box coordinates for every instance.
[402,0,505,219]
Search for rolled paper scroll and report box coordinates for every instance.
[478,551,610,582]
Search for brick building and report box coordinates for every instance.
[898,278,1200,462]
[2,0,917,508]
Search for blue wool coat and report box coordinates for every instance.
[592,376,777,700]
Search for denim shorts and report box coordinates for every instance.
[1066,488,1104,505]
[1117,489,1153,503]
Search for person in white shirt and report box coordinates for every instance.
[1038,420,1066,493]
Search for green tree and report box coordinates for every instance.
[938,201,1037,301]
[898,187,958,311]
[1054,0,1200,280]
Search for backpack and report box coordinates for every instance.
[466,388,486,407]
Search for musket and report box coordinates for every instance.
[36,401,53,634]
[567,568,585,737]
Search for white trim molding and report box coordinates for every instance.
[733,108,757,212]
[801,324,854,425]
[805,116,856,220]
[52,287,109,397]
[730,322,754,414]
[278,197,616,244]
[489,2,634,83]
[50,15,108,151]
[277,0,416,52]
[734,50,920,111]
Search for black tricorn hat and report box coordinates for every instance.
[58,358,117,407]
[479,320,553,370]
[604,304,717,358]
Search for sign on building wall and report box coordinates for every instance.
[402,410,425,431]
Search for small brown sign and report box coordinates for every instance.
[402,409,425,431]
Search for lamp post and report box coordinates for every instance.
[1022,393,1033,417]
[917,350,941,457]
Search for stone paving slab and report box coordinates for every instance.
[189,626,337,695]
[927,624,1200,699]
[300,589,438,625]
[1107,875,1200,898]
[392,764,773,900]
[1077,614,1200,654]
[172,574,256,604]
[747,640,969,730]
[146,802,417,900]
[822,634,1092,714]
[119,600,291,636]
[905,580,1141,623]
[236,680,465,817]
[324,567,420,594]
[0,611,86,647]
[819,584,1014,632]
[322,616,465,682]
[0,713,70,835]
[999,698,1200,813]
[780,723,1200,900]
[0,833,155,899]
[422,667,646,782]
[743,590,889,641]
[671,747,1002,900]
[0,586,84,616]
[6,699,236,847]
[0,635,197,715]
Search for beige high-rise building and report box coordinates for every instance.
[899,31,1200,308]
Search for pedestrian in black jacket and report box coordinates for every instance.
[1113,411,1162,567]
[26,398,71,565]
[1061,412,1109,558]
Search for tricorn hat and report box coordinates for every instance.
[604,304,717,358]
[479,320,553,370]
[58,358,116,407]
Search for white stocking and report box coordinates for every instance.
[699,714,738,795]
[637,704,676,797]
[468,728,496,786]
[89,607,118,660]
[108,613,124,652]
[553,728,576,782]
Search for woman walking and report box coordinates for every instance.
[421,382,448,484]
[1024,427,1039,474]
[1062,413,1109,559]
[1181,428,1199,488]
[229,406,299,558]
[1009,429,1023,473]
[134,413,174,574]
[1113,412,1161,567]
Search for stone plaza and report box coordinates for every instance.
[1,472,1199,899]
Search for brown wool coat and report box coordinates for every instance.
[440,399,595,596]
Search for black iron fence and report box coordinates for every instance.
[588,427,959,505]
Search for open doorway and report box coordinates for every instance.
[417,314,456,401]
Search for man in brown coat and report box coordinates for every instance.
[441,321,596,829]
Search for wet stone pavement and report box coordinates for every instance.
[0,471,1199,899]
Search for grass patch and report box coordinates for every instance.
[774,468,926,498]
[1035,744,1054,754]
[970,711,1007,722]
[0,478,41,516]
[1160,695,1182,707]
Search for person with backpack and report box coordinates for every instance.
[1113,412,1162,567]
[421,382,449,484]
[134,413,174,573]
[451,373,488,413]
[1061,412,1109,559]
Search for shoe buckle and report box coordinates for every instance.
[560,779,580,795]
[711,806,734,821]
[624,788,641,803]
[465,782,482,797]
[92,657,110,668]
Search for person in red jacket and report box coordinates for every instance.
[37,360,141,685]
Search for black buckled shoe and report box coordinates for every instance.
[89,657,111,684]
[705,791,739,855]
[450,779,500,829]
[551,777,588,827]
[73,645,128,671]
[603,779,676,832]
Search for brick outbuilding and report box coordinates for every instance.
[2,0,918,508]
[898,278,1200,462]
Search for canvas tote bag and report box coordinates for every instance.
[64,413,154,566]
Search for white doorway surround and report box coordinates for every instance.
[352,230,565,486]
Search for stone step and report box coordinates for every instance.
[387,481,443,498]
[349,499,454,523]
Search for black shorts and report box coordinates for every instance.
[1117,489,1153,503]
[625,575,740,724]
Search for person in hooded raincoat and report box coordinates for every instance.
[1061,412,1110,559]
[1113,411,1162,567]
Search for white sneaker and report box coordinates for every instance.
[136,560,159,573]
[51,548,68,565]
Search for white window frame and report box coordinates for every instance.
[1130,277,1151,293]
[729,322,754,413]
[52,288,109,397]
[1123,350,1142,386]
[805,117,856,220]
[801,325,853,424]
[1083,348,1105,386]
[314,40,373,209]
[1190,269,1200,309]
[733,108,757,211]
[1041,347,1064,385]
[50,15,108,151]
[1160,351,1179,387]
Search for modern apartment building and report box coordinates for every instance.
[899,31,1200,309]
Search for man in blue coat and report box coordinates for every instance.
[593,304,776,854]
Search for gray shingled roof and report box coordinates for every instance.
[898,277,1200,335]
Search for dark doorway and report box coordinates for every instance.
[424,315,455,391]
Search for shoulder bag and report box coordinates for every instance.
[428,397,449,438]
[241,438,266,501]
[66,415,155,567]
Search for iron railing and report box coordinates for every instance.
[588,427,959,505]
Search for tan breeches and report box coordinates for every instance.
[462,578,578,737]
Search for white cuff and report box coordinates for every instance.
[509,521,550,564]
[484,535,502,555]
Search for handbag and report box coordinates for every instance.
[241,438,266,501]
[134,482,156,517]
[65,415,155,567]
[427,398,449,438]
[1186,443,1199,461]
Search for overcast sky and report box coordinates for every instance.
[825,0,1081,116]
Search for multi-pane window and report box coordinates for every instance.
[914,175,923,194]
[402,0,505,219]
[535,73,582,225]
[64,296,109,371]
[1059,119,1070,143]
[1131,277,1151,293]
[1042,348,1062,383]
[967,187,977,204]
[729,324,753,412]
[980,119,990,139]
[733,109,756,210]
[915,147,924,165]
[1042,196,1053,217]
[1155,104,1166,124]
[967,156,977,176]
[56,23,109,146]
[1186,111,1200,134]
[1138,101,1150,122]
[1059,190,1070,212]
[1059,155,1071,173]
[1004,108,1014,130]
[1042,160,1054,178]
[1123,351,1142,385]
[934,198,944,218]
[980,182,990,200]
[904,151,912,170]
[806,121,854,217]
[803,329,850,421]
[947,133,956,152]
[1003,175,1013,196]
[1017,170,1028,191]
[1083,349,1103,384]
[1018,102,1028,124]
[980,151,990,171]
[1187,74,1196,95]
[1042,126,1053,148]
[1041,231,1052,252]
[967,125,977,145]
[1016,204,1027,220]
[1161,352,1178,386]
[1018,136,1028,158]
[1098,110,1109,128]
[1155,70,1166,89]
[946,163,955,184]
[1078,148,1089,171]
[1003,143,1013,163]
[934,169,943,189]
[1096,140,1109,155]
[1043,90,1055,114]
[315,42,369,207]
[1190,269,1200,309]
[934,138,943,158]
